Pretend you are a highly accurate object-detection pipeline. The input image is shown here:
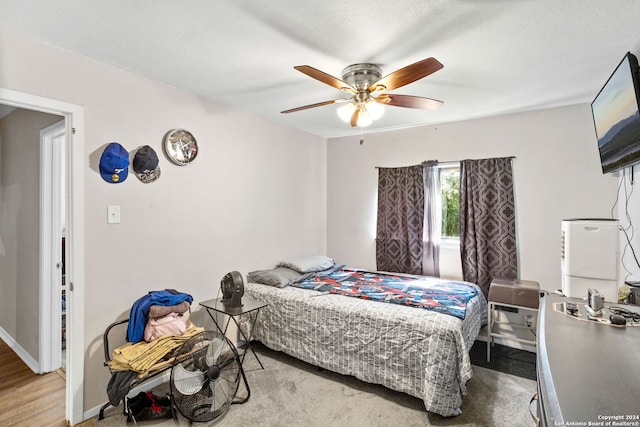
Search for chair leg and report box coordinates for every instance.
[98,401,111,420]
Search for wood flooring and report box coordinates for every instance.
[0,338,71,427]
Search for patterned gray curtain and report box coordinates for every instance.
[376,165,425,275]
[460,157,517,297]
[422,161,440,277]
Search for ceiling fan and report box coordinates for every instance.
[281,57,444,127]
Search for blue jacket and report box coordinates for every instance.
[126,290,193,343]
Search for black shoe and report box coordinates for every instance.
[126,391,151,421]
[126,391,172,423]
[126,391,149,409]
[133,405,172,421]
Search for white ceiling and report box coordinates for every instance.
[2,0,640,138]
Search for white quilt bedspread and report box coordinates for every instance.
[245,280,487,417]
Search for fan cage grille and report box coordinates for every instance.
[170,331,242,422]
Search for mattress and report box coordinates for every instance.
[245,274,487,417]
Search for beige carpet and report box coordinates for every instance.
[97,343,536,426]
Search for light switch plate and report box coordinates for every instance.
[107,205,121,224]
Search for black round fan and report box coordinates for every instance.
[170,330,242,423]
[221,271,244,308]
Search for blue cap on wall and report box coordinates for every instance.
[99,142,129,183]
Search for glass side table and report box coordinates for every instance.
[199,296,268,403]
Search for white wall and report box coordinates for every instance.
[327,104,619,292]
[0,27,326,411]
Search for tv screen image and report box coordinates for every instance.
[591,52,640,174]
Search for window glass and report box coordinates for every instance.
[440,166,460,239]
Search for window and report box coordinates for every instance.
[439,165,460,244]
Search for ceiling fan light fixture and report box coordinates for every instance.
[356,110,373,127]
[367,101,384,120]
[337,102,356,122]
[337,100,383,127]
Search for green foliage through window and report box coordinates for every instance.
[440,167,460,238]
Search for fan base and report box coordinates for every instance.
[222,297,243,308]
[341,64,382,90]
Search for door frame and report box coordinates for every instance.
[39,119,65,373]
[0,88,85,425]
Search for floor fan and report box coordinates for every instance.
[170,330,242,423]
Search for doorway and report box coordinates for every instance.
[40,119,66,373]
[0,88,85,425]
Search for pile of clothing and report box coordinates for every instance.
[127,289,194,344]
[107,289,204,407]
[108,325,204,376]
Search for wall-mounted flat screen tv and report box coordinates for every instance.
[591,52,640,174]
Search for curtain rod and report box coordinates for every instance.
[374,156,515,169]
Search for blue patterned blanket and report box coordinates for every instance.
[291,268,478,320]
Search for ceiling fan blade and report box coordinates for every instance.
[281,98,351,114]
[350,109,359,127]
[375,94,443,110]
[294,65,356,94]
[368,57,443,93]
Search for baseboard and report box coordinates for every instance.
[84,371,171,420]
[0,326,41,373]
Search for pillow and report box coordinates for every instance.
[276,255,335,273]
[247,267,302,288]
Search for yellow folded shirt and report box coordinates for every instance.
[109,324,204,376]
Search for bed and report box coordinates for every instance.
[244,256,487,417]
